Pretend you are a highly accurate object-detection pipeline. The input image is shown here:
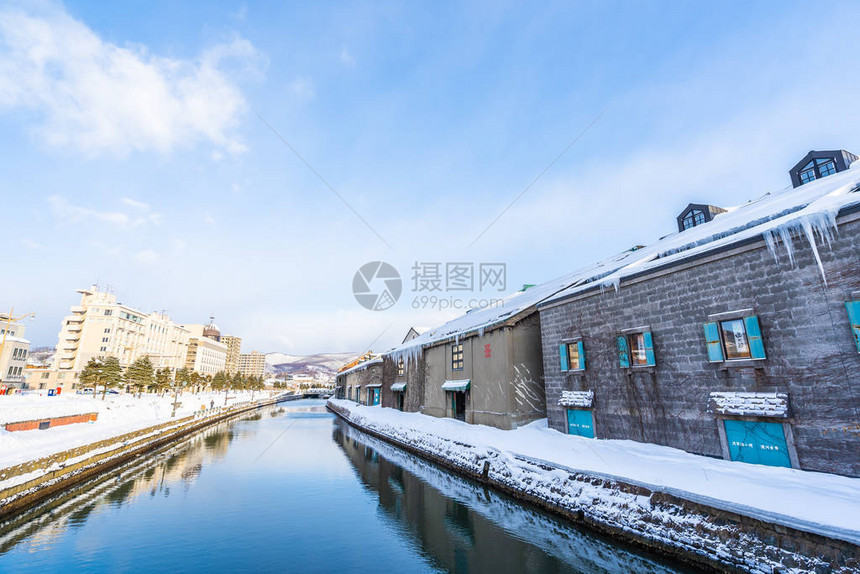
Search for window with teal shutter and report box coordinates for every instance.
[559,344,569,371]
[703,322,724,362]
[617,336,630,368]
[576,340,586,370]
[643,331,656,366]
[846,301,860,352]
[744,316,766,360]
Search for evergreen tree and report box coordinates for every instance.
[175,367,191,393]
[154,367,173,396]
[125,356,155,397]
[231,371,245,391]
[190,371,203,392]
[99,357,123,400]
[79,357,104,393]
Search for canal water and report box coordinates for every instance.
[0,400,693,573]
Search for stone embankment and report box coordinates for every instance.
[327,400,859,574]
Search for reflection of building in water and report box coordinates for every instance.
[0,422,242,557]
[332,420,675,574]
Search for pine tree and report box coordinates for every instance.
[79,357,104,393]
[100,357,123,400]
[125,356,155,397]
[154,367,173,396]
[175,367,191,393]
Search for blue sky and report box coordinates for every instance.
[2,0,859,354]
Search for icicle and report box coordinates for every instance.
[801,220,828,285]
[763,231,780,263]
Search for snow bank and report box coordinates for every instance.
[328,399,860,538]
[0,391,275,468]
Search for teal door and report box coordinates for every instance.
[371,388,380,405]
[566,409,594,438]
[723,420,791,468]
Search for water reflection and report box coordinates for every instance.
[0,410,260,558]
[333,419,687,574]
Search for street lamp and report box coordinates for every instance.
[170,376,185,418]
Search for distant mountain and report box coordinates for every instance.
[27,346,56,367]
[265,352,358,375]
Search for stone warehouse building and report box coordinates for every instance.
[382,272,598,430]
[538,150,860,477]
[335,354,384,406]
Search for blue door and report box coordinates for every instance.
[723,420,791,468]
[371,388,380,405]
[566,409,594,438]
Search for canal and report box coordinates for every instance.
[0,400,693,573]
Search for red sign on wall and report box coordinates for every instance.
[484,344,492,358]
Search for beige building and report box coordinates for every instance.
[0,313,31,389]
[237,351,266,378]
[184,320,228,376]
[24,367,78,392]
[222,335,242,374]
[52,286,190,374]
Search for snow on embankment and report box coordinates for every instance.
[0,392,270,469]
[328,399,860,572]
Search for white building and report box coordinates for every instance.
[48,286,190,390]
[183,320,228,376]
[0,313,31,389]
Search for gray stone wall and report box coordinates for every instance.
[340,363,383,404]
[540,213,860,477]
[381,353,425,412]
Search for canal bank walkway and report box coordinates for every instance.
[328,399,860,572]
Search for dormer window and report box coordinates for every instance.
[798,158,837,185]
[676,203,726,233]
[682,209,706,230]
[790,149,857,188]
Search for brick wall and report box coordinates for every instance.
[5,412,99,432]
[540,213,860,477]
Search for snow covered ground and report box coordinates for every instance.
[329,399,860,537]
[0,391,276,468]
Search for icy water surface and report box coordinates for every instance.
[0,400,694,573]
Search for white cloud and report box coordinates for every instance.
[339,46,356,67]
[121,197,150,210]
[0,3,262,157]
[134,249,160,264]
[288,77,315,100]
[22,238,44,249]
[48,195,161,229]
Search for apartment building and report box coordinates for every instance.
[222,335,242,374]
[238,351,266,378]
[52,286,190,374]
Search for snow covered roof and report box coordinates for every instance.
[542,162,860,307]
[336,356,383,377]
[390,382,406,391]
[708,392,790,418]
[558,390,594,408]
[441,379,470,391]
[387,162,860,360]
